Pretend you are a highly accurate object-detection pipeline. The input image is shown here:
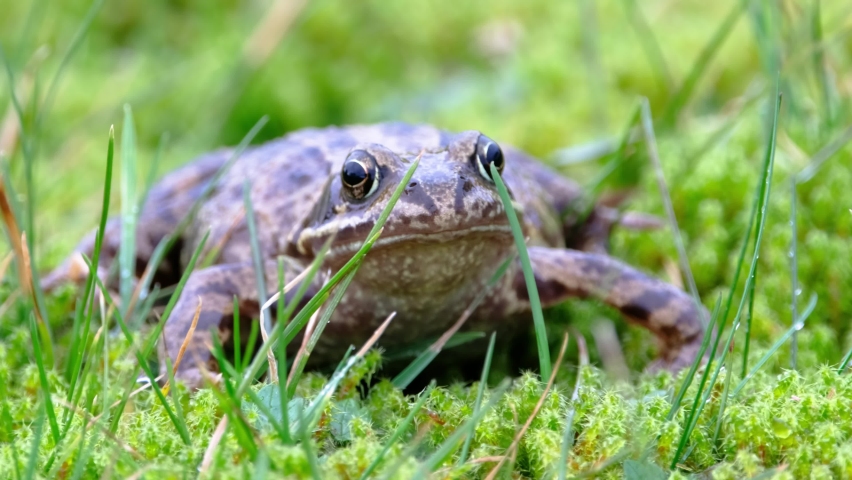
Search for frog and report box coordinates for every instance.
[43,122,705,387]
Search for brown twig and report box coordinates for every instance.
[287,307,321,387]
[163,297,202,394]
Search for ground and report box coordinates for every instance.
[0,0,851,478]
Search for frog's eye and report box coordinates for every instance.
[472,134,505,182]
[341,150,381,200]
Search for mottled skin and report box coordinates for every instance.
[45,122,705,386]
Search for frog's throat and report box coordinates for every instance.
[325,224,513,260]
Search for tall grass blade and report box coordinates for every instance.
[65,126,114,412]
[392,253,514,389]
[640,98,705,327]
[34,0,105,133]
[242,181,267,309]
[237,157,421,396]
[810,0,835,126]
[24,407,45,480]
[29,312,60,444]
[119,104,138,313]
[789,179,799,369]
[660,0,746,127]
[740,85,782,378]
[133,117,267,307]
[359,383,435,480]
[619,0,674,92]
[490,162,551,380]
[795,124,852,184]
[276,258,292,444]
[416,379,511,477]
[458,332,496,465]
[733,293,816,397]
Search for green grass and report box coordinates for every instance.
[2,0,852,478]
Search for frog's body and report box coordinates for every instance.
[45,122,705,386]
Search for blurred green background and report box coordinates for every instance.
[2,0,852,369]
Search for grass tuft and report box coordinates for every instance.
[490,162,551,380]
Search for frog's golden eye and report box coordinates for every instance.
[472,134,505,182]
[341,150,381,200]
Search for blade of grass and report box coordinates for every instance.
[619,0,674,92]
[65,126,114,417]
[237,156,422,396]
[29,311,60,444]
[557,329,589,480]
[667,296,722,466]
[23,406,45,480]
[490,162,551,380]
[244,315,260,372]
[578,0,608,131]
[359,382,436,480]
[660,0,747,127]
[740,87,782,378]
[733,294,816,397]
[0,44,35,251]
[789,179,799,369]
[140,231,209,362]
[794,124,852,184]
[33,0,105,134]
[301,428,322,480]
[810,0,835,127]
[670,83,781,468]
[251,451,270,480]
[276,258,292,444]
[233,296,241,374]
[242,180,267,316]
[131,117,267,310]
[164,357,187,432]
[301,312,397,434]
[392,253,515,389]
[69,426,95,480]
[839,346,852,373]
[666,88,765,422]
[119,104,138,313]
[640,98,705,327]
[484,333,570,480]
[458,332,496,466]
[415,379,511,477]
[287,270,356,396]
[89,266,193,445]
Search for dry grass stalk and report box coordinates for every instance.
[484,332,570,480]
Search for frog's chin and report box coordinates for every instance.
[324,224,514,265]
[323,227,516,296]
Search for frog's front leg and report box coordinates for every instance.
[523,247,705,370]
[160,259,312,388]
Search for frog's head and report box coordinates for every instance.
[286,131,520,294]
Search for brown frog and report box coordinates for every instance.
[44,122,705,386]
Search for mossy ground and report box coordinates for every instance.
[1,0,851,478]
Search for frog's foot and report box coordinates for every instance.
[523,246,706,372]
[160,260,311,389]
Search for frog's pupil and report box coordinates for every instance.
[485,143,504,169]
[342,160,369,187]
[474,135,504,180]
